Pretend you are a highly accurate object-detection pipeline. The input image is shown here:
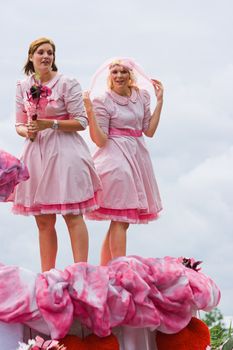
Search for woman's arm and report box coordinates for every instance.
[30,118,85,132]
[15,124,30,138]
[143,79,164,138]
[15,81,36,139]
[30,77,88,133]
[83,91,108,147]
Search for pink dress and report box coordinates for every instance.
[0,149,29,202]
[86,88,162,224]
[13,73,101,215]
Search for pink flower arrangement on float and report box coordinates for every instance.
[179,256,202,272]
[17,335,66,350]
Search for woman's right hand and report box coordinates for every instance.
[83,91,107,147]
[83,91,94,118]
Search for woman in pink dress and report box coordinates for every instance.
[13,37,101,271]
[84,57,163,265]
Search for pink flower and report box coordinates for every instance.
[40,86,52,98]
[29,85,51,101]
[27,85,52,104]
[34,336,60,349]
[26,85,52,120]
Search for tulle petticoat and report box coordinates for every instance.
[13,195,99,216]
[86,207,161,224]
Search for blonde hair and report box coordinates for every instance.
[107,64,138,90]
[23,37,58,75]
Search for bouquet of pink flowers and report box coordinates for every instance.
[26,75,52,141]
[27,82,52,121]
[17,336,66,350]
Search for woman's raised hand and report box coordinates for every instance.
[151,79,164,103]
[83,91,94,118]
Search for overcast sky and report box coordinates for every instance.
[0,0,232,317]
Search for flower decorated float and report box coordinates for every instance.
[0,255,220,349]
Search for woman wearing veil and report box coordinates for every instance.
[84,57,163,265]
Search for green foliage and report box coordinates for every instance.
[222,336,233,350]
[210,325,228,349]
[202,308,233,349]
[202,307,225,328]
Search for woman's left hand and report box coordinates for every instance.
[27,121,39,133]
[151,79,164,103]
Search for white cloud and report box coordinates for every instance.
[178,147,233,214]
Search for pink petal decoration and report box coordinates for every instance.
[0,150,29,202]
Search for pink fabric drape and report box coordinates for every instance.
[0,256,220,340]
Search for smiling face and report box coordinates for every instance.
[109,64,131,92]
[30,43,54,74]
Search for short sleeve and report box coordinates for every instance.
[15,81,27,125]
[93,95,111,135]
[63,78,88,129]
[140,89,151,132]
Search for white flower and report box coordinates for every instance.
[17,342,30,350]
[17,339,36,350]
[28,339,36,346]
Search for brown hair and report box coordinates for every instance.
[107,64,138,90]
[23,37,58,75]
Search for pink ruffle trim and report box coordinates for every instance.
[86,207,161,224]
[13,196,99,216]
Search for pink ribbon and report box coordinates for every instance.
[109,128,142,137]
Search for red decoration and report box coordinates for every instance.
[59,335,85,350]
[156,317,210,350]
[60,333,119,350]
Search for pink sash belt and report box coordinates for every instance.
[109,128,142,137]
